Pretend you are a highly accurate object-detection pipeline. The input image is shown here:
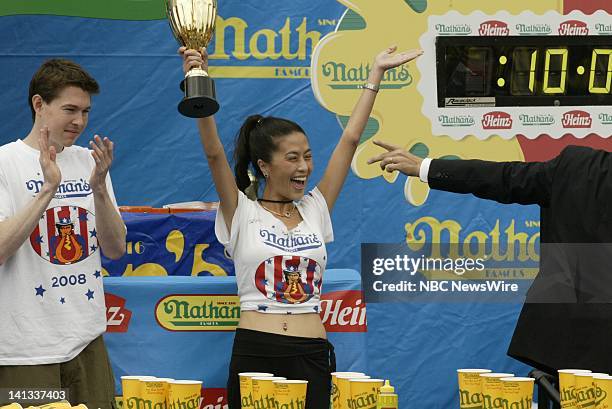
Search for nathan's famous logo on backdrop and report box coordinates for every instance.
[478,20,509,36]
[599,113,612,125]
[320,290,367,332]
[516,23,552,35]
[155,295,240,331]
[29,206,97,265]
[208,16,327,79]
[519,113,555,126]
[435,23,472,36]
[438,114,475,127]
[105,293,132,333]
[596,23,612,35]
[558,20,589,35]
[405,216,540,279]
[320,60,413,90]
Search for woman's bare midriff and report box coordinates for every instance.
[239,310,327,339]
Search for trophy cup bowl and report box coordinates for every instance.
[167,0,219,118]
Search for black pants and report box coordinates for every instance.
[227,328,336,409]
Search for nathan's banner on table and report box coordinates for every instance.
[103,270,366,400]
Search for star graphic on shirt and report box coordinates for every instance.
[35,285,46,297]
[93,270,101,278]
[314,279,321,287]
[90,244,98,253]
[35,235,44,244]
[286,311,293,315]
[78,213,89,222]
[89,228,97,238]
[266,259,272,264]
[302,257,308,262]
[60,297,66,304]
[323,256,326,261]
[85,289,95,300]
[313,306,319,312]
[257,305,268,311]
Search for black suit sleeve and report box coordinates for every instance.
[428,152,563,207]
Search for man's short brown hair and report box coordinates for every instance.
[28,59,100,121]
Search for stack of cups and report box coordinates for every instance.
[331,372,386,409]
[499,377,535,409]
[238,372,308,409]
[121,376,202,409]
[457,369,492,408]
[558,369,592,408]
[480,372,514,409]
[334,373,369,409]
[593,374,612,408]
[457,369,536,409]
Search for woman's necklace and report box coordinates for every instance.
[260,203,296,218]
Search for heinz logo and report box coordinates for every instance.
[479,20,509,36]
[558,20,589,35]
[320,290,367,332]
[482,112,513,129]
[562,110,592,128]
[105,293,132,333]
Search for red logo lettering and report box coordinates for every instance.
[479,21,509,36]
[482,112,513,129]
[558,20,589,35]
[105,293,132,333]
[201,388,227,409]
[320,290,367,332]
[562,110,592,128]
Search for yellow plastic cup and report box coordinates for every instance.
[348,378,384,409]
[251,376,286,409]
[331,372,365,409]
[573,373,607,408]
[140,379,166,409]
[238,372,274,409]
[479,373,514,409]
[122,376,157,409]
[167,380,202,409]
[593,375,612,408]
[500,377,534,409]
[558,369,592,409]
[336,374,370,409]
[457,369,492,409]
[154,378,174,409]
[273,380,307,409]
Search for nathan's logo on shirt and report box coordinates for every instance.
[259,228,322,252]
[26,178,93,199]
[29,206,98,265]
[255,255,322,306]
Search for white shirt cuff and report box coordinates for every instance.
[419,158,432,183]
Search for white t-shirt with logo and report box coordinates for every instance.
[215,188,333,314]
[0,140,119,365]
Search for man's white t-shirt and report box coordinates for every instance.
[0,140,119,365]
[215,188,333,314]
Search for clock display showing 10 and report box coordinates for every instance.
[437,35,612,107]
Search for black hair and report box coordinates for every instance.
[234,115,306,193]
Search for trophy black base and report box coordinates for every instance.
[178,75,219,118]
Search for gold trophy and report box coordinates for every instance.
[166,0,219,117]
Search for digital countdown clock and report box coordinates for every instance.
[417,10,612,139]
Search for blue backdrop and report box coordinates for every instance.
[0,1,541,407]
